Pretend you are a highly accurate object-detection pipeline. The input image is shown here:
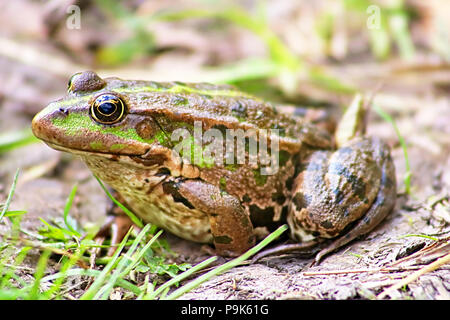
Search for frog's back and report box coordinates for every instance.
[110,78,335,153]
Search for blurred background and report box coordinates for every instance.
[0,0,449,230]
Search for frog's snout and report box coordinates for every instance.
[31,103,66,144]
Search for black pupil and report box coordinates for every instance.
[91,94,124,124]
[99,102,116,115]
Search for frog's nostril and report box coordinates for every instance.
[59,107,69,115]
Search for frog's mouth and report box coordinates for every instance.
[43,140,170,169]
[44,141,148,160]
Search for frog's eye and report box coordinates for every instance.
[91,93,126,124]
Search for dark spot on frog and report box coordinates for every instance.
[328,162,367,202]
[131,153,167,166]
[271,189,286,205]
[293,192,312,210]
[162,180,195,209]
[156,167,171,176]
[59,107,69,115]
[242,194,251,203]
[213,235,232,244]
[332,187,345,204]
[249,205,277,229]
[285,176,294,190]
[320,220,334,229]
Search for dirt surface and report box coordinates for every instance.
[0,0,449,300]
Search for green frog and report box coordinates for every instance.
[31,71,396,263]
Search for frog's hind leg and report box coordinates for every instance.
[314,138,396,263]
[288,136,396,264]
[171,179,256,256]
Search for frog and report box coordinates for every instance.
[31,71,396,263]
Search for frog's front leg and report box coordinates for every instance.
[173,179,256,255]
[288,136,396,263]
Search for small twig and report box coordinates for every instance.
[302,265,434,276]
[376,252,450,299]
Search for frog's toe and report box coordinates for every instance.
[94,214,135,257]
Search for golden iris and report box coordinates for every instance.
[91,93,126,124]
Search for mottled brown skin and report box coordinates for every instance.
[32,71,397,262]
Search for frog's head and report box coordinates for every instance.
[32,71,170,164]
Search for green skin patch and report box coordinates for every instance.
[89,141,104,150]
[253,169,268,186]
[51,112,155,144]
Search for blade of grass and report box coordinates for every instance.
[0,246,32,288]
[398,234,439,241]
[94,175,144,228]
[164,224,288,300]
[373,104,411,194]
[28,249,51,300]
[39,268,141,295]
[120,229,164,277]
[0,130,38,153]
[63,183,81,237]
[145,255,217,300]
[0,168,20,221]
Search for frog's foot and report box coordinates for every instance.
[250,240,322,263]
[289,136,396,264]
[172,179,256,256]
[94,214,135,256]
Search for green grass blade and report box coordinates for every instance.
[0,168,20,221]
[373,104,411,194]
[94,175,144,228]
[63,183,81,236]
[0,246,32,288]
[40,268,141,295]
[28,249,51,300]
[0,130,38,153]
[120,229,164,277]
[146,255,217,300]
